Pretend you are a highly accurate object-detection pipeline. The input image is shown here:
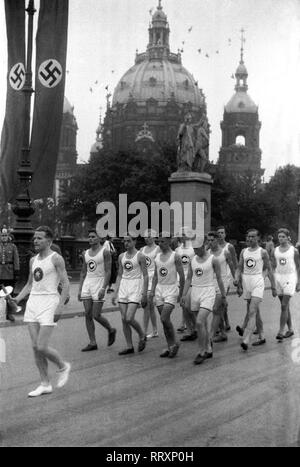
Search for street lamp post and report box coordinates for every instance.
[12,0,36,289]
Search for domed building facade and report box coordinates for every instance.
[100,1,208,154]
[54,97,78,202]
[218,38,264,181]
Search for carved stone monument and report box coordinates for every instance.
[169,112,212,235]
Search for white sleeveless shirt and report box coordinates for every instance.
[243,247,263,275]
[121,251,142,280]
[211,248,228,279]
[31,252,59,295]
[191,254,215,287]
[85,247,105,279]
[155,251,177,285]
[274,246,297,275]
[176,244,195,278]
[141,245,160,276]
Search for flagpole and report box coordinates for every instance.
[12,0,36,290]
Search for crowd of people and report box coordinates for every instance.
[4,224,300,398]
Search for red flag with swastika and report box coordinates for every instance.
[0,0,26,203]
[30,0,69,199]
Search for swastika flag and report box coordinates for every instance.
[30,0,69,199]
[0,0,26,203]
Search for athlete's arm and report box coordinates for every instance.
[78,255,87,301]
[294,248,300,292]
[53,254,70,320]
[268,248,277,271]
[98,249,112,300]
[14,257,34,303]
[139,252,149,308]
[175,254,185,301]
[181,264,192,306]
[225,250,236,279]
[150,265,158,296]
[262,249,277,297]
[112,254,123,305]
[228,243,238,270]
[234,249,244,286]
[213,258,226,299]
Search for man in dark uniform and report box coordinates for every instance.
[0,228,20,322]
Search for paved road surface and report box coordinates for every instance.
[1,289,300,447]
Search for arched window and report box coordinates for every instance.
[236,135,245,146]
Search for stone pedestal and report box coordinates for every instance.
[168,171,212,236]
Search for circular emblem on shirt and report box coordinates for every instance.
[33,267,44,282]
[159,267,168,277]
[124,261,133,271]
[88,260,97,272]
[145,256,152,268]
[246,258,256,269]
[181,255,190,265]
[279,258,287,266]
[195,268,203,277]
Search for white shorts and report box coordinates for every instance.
[155,283,178,307]
[24,294,60,326]
[275,273,297,297]
[242,274,265,300]
[118,278,143,304]
[81,276,105,302]
[190,286,216,312]
[214,277,229,295]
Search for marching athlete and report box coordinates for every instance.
[112,235,148,355]
[207,232,235,343]
[141,230,160,338]
[234,228,277,350]
[78,229,116,352]
[272,228,300,341]
[15,226,71,397]
[151,233,185,358]
[182,236,226,365]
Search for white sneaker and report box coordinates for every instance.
[28,384,53,398]
[147,331,159,339]
[57,362,71,388]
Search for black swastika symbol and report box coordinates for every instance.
[40,60,62,87]
[10,64,25,89]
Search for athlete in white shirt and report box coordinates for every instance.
[112,235,148,355]
[15,226,70,397]
[272,228,300,341]
[234,228,277,351]
[151,233,185,358]
[78,229,116,352]
[217,226,238,331]
[182,236,226,365]
[141,230,160,338]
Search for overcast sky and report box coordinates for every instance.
[1,0,300,180]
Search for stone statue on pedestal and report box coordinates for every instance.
[176,112,209,173]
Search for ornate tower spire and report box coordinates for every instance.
[147,0,170,59]
[235,28,248,92]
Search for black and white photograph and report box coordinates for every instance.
[1,0,300,449]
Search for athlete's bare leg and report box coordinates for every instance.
[157,304,176,348]
[83,299,97,346]
[196,308,211,355]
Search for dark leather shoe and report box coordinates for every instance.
[108,329,116,347]
[118,348,134,355]
[252,338,266,346]
[194,354,206,365]
[6,314,15,322]
[236,325,244,337]
[180,332,197,342]
[240,342,248,351]
[81,344,98,352]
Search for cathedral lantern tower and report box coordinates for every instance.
[102,0,208,154]
[218,30,264,181]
